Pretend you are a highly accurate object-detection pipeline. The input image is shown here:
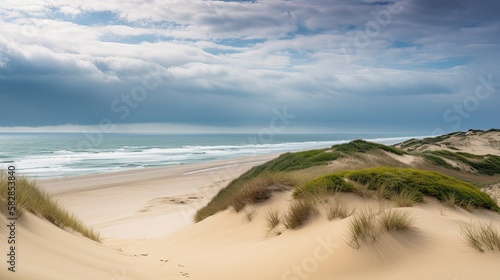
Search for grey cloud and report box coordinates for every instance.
[0,0,499,133]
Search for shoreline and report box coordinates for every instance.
[38,153,280,239]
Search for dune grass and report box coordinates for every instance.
[265,208,281,231]
[231,173,293,212]
[196,139,499,222]
[0,173,100,242]
[295,167,499,212]
[240,149,341,177]
[326,195,353,220]
[196,140,413,222]
[391,188,420,207]
[195,172,297,222]
[283,199,315,229]
[461,221,500,252]
[379,209,413,231]
[351,182,373,198]
[346,208,379,249]
[347,208,414,249]
[194,146,345,222]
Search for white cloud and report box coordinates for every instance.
[58,5,82,16]
[0,0,499,131]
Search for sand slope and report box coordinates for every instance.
[3,191,499,280]
[0,211,128,280]
[108,192,500,280]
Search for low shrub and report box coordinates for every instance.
[332,139,405,155]
[296,167,499,212]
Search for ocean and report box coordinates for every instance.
[0,133,422,179]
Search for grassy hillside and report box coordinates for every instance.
[422,150,500,175]
[295,167,499,211]
[331,139,405,155]
[195,139,499,222]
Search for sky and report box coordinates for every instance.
[0,0,499,135]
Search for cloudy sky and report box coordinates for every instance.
[0,0,498,134]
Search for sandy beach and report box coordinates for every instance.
[1,137,500,280]
[38,153,280,239]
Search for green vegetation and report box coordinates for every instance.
[295,167,499,211]
[331,139,405,155]
[0,173,100,242]
[424,150,500,175]
[461,221,500,252]
[195,148,342,221]
[397,138,421,149]
[420,153,460,170]
[297,174,354,196]
[283,199,315,229]
[456,152,485,160]
[243,149,341,177]
[197,139,406,222]
[196,137,500,222]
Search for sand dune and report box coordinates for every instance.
[398,129,500,156]
[110,192,500,280]
[3,190,499,280]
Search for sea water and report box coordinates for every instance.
[0,133,421,179]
